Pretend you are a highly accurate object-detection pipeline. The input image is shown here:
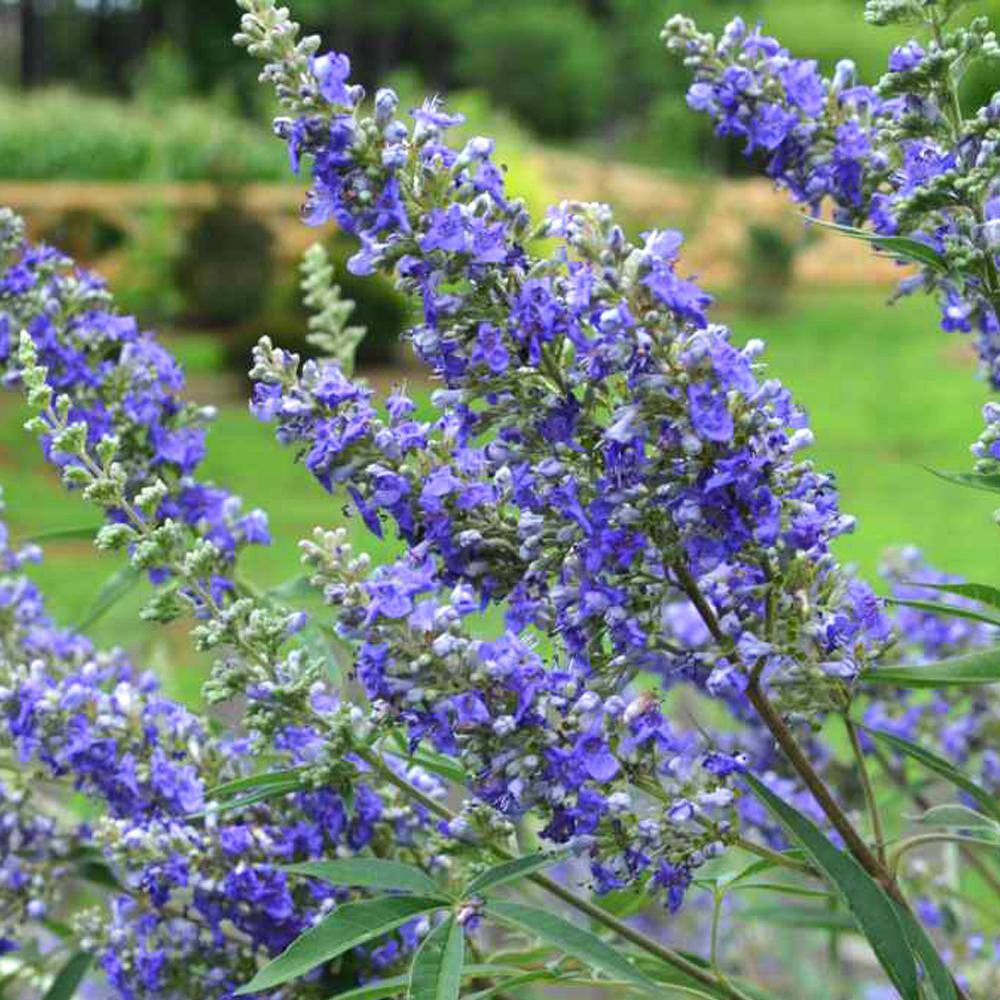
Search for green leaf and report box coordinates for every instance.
[592,888,648,920]
[323,966,523,1000]
[408,916,464,1000]
[74,563,141,631]
[236,896,447,995]
[460,971,558,1000]
[325,976,409,1000]
[268,574,315,600]
[742,773,919,1000]
[736,903,857,932]
[387,731,468,786]
[925,467,1000,494]
[861,724,1000,823]
[808,218,949,273]
[894,904,957,1000]
[25,524,101,544]
[192,770,309,819]
[484,900,659,997]
[76,858,121,891]
[908,580,1000,611]
[208,768,307,800]
[298,622,344,682]
[466,851,568,896]
[719,882,834,901]
[888,597,1000,629]
[632,953,784,1000]
[285,859,443,896]
[914,804,1000,833]
[862,645,1000,688]
[41,953,92,1000]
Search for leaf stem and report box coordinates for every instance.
[872,743,1000,899]
[843,716,887,867]
[889,833,1000,879]
[671,565,972,1000]
[731,835,818,878]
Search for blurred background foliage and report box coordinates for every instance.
[6,0,997,176]
[0,0,999,661]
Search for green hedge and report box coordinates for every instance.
[0,88,287,182]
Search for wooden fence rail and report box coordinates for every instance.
[0,156,902,290]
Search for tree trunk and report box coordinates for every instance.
[19,0,39,89]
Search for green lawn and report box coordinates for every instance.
[1,287,996,699]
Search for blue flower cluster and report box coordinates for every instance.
[664,11,1000,385]
[239,11,904,910]
[0,205,457,995]
[0,490,442,996]
[1,0,995,993]
[0,209,269,608]
[247,49,890,701]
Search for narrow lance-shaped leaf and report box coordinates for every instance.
[484,900,661,997]
[861,724,1000,823]
[887,597,1000,629]
[191,770,309,819]
[736,904,857,933]
[25,524,101,544]
[466,850,568,896]
[913,804,1000,833]
[408,916,464,1000]
[285,858,443,896]
[907,580,1000,612]
[387,730,469,786]
[323,965,525,1000]
[719,882,834,901]
[460,971,560,1000]
[235,895,448,995]
[742,773,920,1000]
[41,952,93,1000]
[74,562,141,631]
[807,217,950,273]
[861,645,1000,688]
[894,903,957,1000]
[208,767,308,800]
[925,467,1000,494]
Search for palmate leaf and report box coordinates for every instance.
[807,217,950,273]
[465,850,568,896]
[41,952,92,1000]
[408,916,464,1000]
[235,896,448,995]
[861,724,1000,823]
[285,858,443,897]
[483,900,660,997]
[742,773,920,1000]
[862,644,1000,688]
